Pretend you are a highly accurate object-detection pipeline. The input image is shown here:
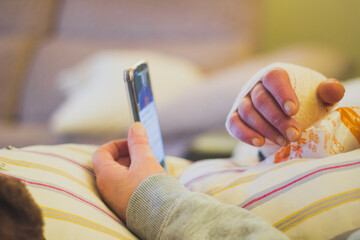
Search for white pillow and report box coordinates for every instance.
[50,50,203,135]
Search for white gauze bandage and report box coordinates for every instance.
[225,62,335,156]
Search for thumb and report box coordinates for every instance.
[127,122,157,167]
[317,78,345,105]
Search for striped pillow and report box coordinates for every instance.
[179,149,360,239]
[0,144,138,240]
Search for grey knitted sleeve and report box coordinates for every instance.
[126,174,288,240]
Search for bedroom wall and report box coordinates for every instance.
[259,0,360,78]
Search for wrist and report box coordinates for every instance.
[126,174,188,239]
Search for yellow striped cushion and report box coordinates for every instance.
[179,149,360,239]
[0,144,138,240]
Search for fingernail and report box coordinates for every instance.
[275,135,287,146]
[132,122,145,135]
[284,100,296,115]
[285,127,300,141]
[252,137,262,147]
[327,78,342,85]
[326,79,345,92]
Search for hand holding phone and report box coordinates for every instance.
[124,61,166,169]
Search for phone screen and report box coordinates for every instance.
[133,65,166,168]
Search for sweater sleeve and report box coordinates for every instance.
[126,174,288,240]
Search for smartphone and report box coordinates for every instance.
[124,61,166,169]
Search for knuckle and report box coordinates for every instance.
[229,112,239,125]
[93,148,101,158]
[229,117,246,140]
[251,88,268,111]
[270,116,293,133]
[263,68,292,100]
[93,148,106,161]
[262,126,277,139]
[238,99,253,118]
[134,149,156,162]
[233,128,247,142]
[262,68,286,85]
[130,137,149,147]
[273,86,288,99]
[269,112,285,127]
[96,176,108,192]
[232,126,254,145]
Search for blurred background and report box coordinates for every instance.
[1,0,359,159]
[261,0,360,74]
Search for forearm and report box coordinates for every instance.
[126,174,288,240]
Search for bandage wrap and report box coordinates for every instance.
[225,62,336,157]
[226,62,333,134]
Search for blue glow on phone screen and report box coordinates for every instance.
[134,69,166,168]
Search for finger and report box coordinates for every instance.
[114,156,131,168]
[101,139,130,160]
[228,111,265,147]
[251,83,302,142]
[238,96,288,146]
[127,122,158,168]
[317,78,345,105]
[262,68,299,116]
[93,139,129,175]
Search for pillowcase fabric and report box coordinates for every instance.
[179,149,360,240]
[0,143,192,239]
[0,144,137,240]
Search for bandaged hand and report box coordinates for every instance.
[227,66,345,147]
[93,122,165,223]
